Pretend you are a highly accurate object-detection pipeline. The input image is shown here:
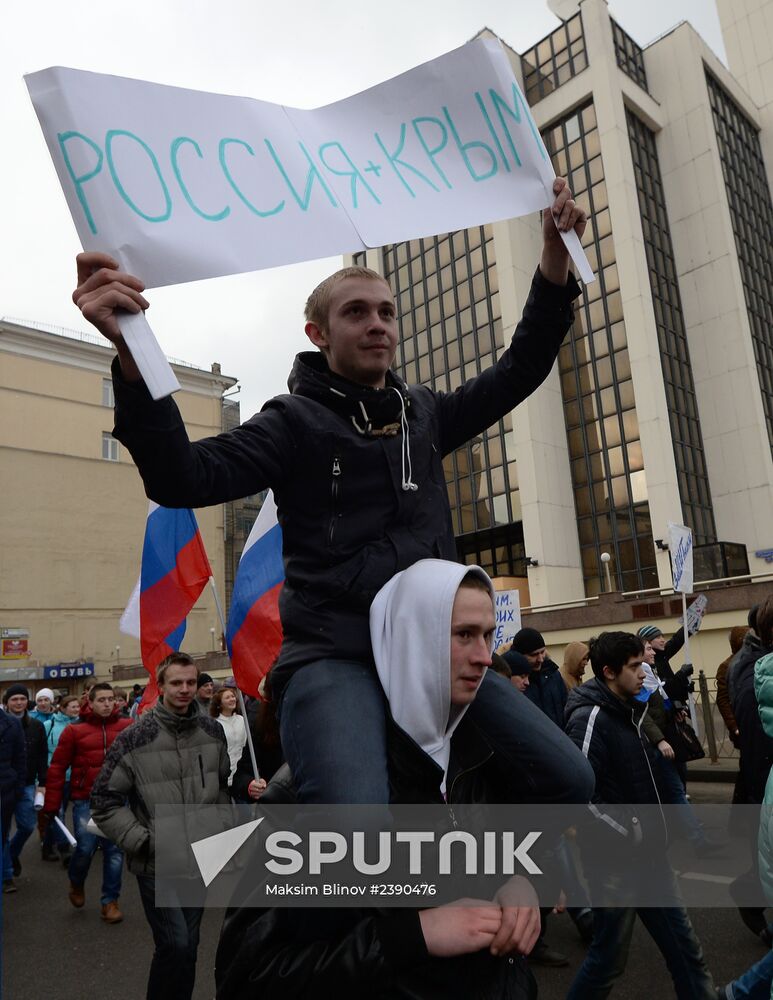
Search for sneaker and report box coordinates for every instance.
[3,879,17,894]
[101,901,123,924]
[68,882,85,909]
[11,856,21,877]
[529,942,570,967]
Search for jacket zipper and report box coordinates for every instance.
[198,754,206,789]
[446,751,494,829]
[328,455,342,547]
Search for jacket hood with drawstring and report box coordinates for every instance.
[370,559,494,789]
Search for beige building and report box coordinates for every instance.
[0,318,236,691]
[349,0,773,613]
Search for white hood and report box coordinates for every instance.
[369,559,495,791]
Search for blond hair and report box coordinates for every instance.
[304,266,391,331]
[156,652,198,686]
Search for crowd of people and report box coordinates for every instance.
[3,601,772,998]
[3,173,768,998]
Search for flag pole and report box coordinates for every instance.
[208,576,261,785]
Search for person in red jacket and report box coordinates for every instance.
[42,683,131,923]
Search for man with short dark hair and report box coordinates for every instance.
[564,631,715,998]
[92,653,230,1000]
[43,682,131,920]
[1,684,45,891]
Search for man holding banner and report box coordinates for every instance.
[73,176,594,809]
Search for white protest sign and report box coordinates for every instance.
[680,593,708,636]
[668,522,694,595]
[26,39,594,398]
[494,590,522,648]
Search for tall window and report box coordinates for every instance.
[706,71,773,459]
[101,378,114,407]
[610,19,648,91]
[544,102,657,595]
[521,13,587,106]
[626,110,716,544]
[383,228,525,577]
[101,432,119,462]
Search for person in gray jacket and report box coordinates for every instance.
[91,653,230,1000]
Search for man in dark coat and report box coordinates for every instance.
[564,632,715,999]
[1,684,47,888]
[0,697,26,893]
[512,628,567,730]
[217,561,549,1000]
[71,179,592,812]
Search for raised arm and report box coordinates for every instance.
[437,178,586,455]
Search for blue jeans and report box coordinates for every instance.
[568,904,714,998]
[136,874,203,1000]
[280,662,594,804]
[655,755,707,846]
[68,799,123,904]
[42,781,71,853]
[3,785,37,878]
[722,948,773,999]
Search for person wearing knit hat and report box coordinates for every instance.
[634,622,690,707]
[196,673,215,711]
[1,683,48,890]
[511,627,567,731]
[29,688,55,721]
[502,648,532,693]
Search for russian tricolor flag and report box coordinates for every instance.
[226,491,284,698]
[121,503,213,704]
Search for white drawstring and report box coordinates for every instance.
[392,388,418,492]
[350,400,372,436]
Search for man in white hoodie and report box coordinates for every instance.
[218,560,551,999]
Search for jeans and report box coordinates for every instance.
[722,948,773,999]
[68,799,123,905]
[280,662,594,804]
[655,755,707,846]
[568,895,714,999]
[3,785,36,878]
[42,781,71,853]
[136,874,204,1000]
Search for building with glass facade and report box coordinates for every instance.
[350,0,773,604]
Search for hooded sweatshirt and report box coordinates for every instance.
[369,558,494,793]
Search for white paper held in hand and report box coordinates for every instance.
[54,815,78,848]
[117,312,181,401]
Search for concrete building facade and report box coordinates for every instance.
[350,0,773,607]
[0,318,236,691]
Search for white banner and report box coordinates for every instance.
[494,590,522,648]
[668,522,694,595]
[26,39,593,287]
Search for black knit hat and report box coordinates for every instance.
[511,628,546,655]
[2,683,30,704]
[502,649,532,676]
[197,673,214,689]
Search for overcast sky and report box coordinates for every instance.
[2,1,726,420]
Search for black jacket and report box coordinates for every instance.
[653,628,690,704]
[729,634,773,803]
[0,712,26,800]
[112,271,578,698]
[564,678,666,868]
[216,717,537,1000]
[522,659,566,729]
[19,714,47,787]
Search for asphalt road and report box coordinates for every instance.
[2,782,767,999]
